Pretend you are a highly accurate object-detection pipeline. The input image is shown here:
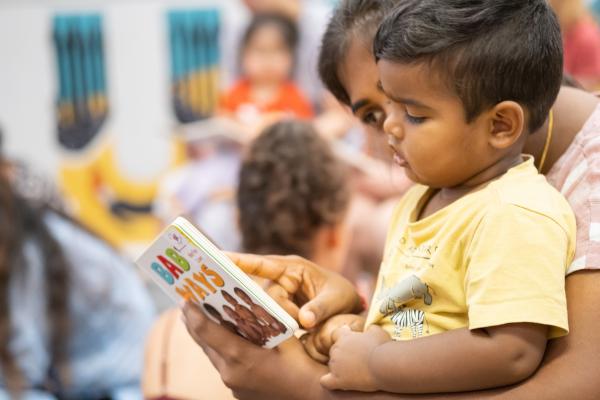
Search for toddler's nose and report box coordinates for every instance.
[383,114,403,139]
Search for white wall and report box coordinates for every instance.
[0,0,248,181]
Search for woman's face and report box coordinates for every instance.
[339,37,391,158]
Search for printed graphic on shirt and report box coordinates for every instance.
[372,235,439,340]
[391,307,428,339]
[375,274,432,339]
[378,274,432,316]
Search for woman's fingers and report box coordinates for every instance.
[298,280,362,329]
[266,284,300,319]
[225,252,287,281]
[226,252,305,294]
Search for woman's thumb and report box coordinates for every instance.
[298,288,340,329]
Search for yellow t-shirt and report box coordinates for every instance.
[365,157,575,340]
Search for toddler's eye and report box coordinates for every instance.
[405,111,426,124]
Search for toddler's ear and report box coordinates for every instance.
[488,101,525,150]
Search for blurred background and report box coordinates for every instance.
[0,0,336,256]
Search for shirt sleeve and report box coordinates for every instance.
[464,203,573,338]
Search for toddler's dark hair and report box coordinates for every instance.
[238,120,350,258]
[374,0,563,133]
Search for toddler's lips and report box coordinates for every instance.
[393,152,409,167]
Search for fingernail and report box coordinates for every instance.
[301,310,316,327]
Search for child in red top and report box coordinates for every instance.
[220,13,313,131]
[550,0,600,89]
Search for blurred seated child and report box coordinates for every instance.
[550,0,600,89]
[219,14,313,137]
[143,119,350,400]
[0,137,154,399]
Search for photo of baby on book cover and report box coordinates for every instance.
[136,217,298,349]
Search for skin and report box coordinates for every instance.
[242,23,293,95]
[182,36,600,400]
[220,19,298,139]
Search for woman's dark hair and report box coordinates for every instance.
[240,13,299,60]
[237,120,350,258]
[0,158,71,392]
[318,0,397,106]
[374,0,563,133]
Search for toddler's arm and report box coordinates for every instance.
[321,323,547,393]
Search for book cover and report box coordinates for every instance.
[136,218,298,349]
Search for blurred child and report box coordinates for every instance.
[550,0,600,89]
[317,0,576,394]
[0,135,154,398]
[143,119,351,400]
[220,14,313,135]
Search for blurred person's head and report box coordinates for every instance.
[234,287,254,306]
[203,303,225,322]
[221,290,239,307]
[242,0,300,21]
[223,304,240,321]
[240,13,298,87]
[237,120,351,272]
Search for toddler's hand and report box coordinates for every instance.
[320,325,390,392]
[302,314,365,363]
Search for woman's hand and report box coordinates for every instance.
[302,314,366,363]
[181,301,328,400]
[226,252,364,329]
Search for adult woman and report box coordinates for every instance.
[0,140,154,398]
[183,1,600,399]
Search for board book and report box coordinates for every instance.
[136,217,298,348]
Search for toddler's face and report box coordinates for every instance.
[377,60,495,189]
[242,24,293,85]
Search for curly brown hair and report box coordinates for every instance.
[237,120,350,258]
